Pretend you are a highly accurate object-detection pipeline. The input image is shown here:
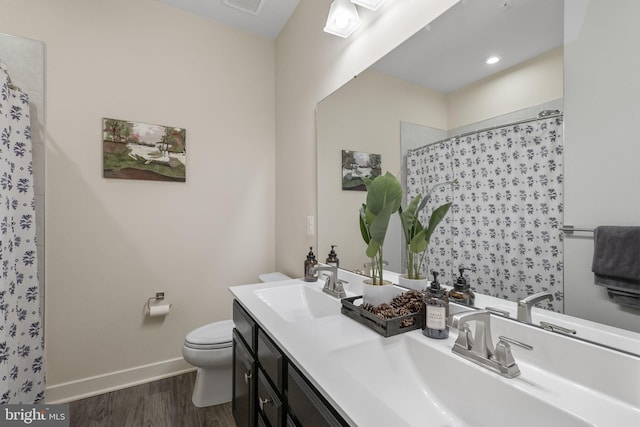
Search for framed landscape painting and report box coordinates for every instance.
[341,150,381,191]
[103,118,186,182]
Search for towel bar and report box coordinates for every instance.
[560,225,594,234]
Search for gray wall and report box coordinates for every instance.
[563,0,640,332]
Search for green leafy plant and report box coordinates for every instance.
[359,172,403,285]
[399,181,454,280]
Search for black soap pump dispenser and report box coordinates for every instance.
[304,247,318,282]
[423,271,449,339]
[449,267,475,307]
[326,245,339,268]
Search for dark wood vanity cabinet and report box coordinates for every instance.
[233,299,259,427]
[233,329,256,427]
[233,299,257,350]
[257,328,285,390]
[287,364,346,427]
[232,300,349,427]
[257,368,284,426]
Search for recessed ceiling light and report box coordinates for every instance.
[486,55,501,65]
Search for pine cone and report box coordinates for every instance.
[362,289,424,321]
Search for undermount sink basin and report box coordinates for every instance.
[254,283,340,322]
[328,332,629,427]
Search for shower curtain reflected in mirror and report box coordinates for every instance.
[0,61,45,403]
[407,116,564,312]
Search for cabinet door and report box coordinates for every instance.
[257,369,283,427]
[287,365,347,427]
[233,300,257,352]
[286,415,298,427]
[257,328,285,392]
[232,330,256,427]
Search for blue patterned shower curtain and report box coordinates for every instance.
[0,62,45,403]
[407,116,564,312]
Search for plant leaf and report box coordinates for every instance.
[409,229,429,254]
[424,202,452,243]
[399,194,422,241]
[366,172,402,216]
[369,202,395,246]
[359,204,371,244]
[361,172,402,262]
[366,240,380,259]
[408,220,426,254]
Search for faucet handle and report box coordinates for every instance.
[322,274,332,287]
[540,321,577,335]
[494,336,533,367]
[498,336,533,351]
[454,323,474,350]
[334,281,346,298]
[485,306,511,318]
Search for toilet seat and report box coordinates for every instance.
[184,319,234,350]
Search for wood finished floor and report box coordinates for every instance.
[69,372,235,427]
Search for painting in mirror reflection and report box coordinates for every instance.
[341,150,381,191]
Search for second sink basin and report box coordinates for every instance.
[254,282,340,322]
[327,332,631,426]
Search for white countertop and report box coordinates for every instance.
[231,277,467,426]
[230,275,640,426]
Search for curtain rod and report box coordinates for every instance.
[408,110,563,154]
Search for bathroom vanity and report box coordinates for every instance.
[230,274,640,426]
[232,299,348,426]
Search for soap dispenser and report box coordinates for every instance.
[326,245,339,268]
[449,267,475,307]
[304,247,318,282]
[423,271,449,339]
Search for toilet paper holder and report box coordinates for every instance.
[147,292,171,311]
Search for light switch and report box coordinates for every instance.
[307,215,315,236]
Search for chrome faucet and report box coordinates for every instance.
[451,310,532,378]
[312,264,346,299]
[517,291,553,323]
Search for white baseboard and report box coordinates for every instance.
[45,357,195,404]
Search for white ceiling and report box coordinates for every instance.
[157,0,566,93]
[156,0,300,40]
[371,0,565,93]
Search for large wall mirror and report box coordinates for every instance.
[317,0,640,352]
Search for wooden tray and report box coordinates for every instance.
[340,296,425,337]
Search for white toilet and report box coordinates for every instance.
[182,319,234,407]
[182,273,290,407]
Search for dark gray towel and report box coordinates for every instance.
[594,274,640,294]
[608,289,640,309]
[592,226,640,307]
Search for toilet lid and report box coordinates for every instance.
[185,319,234,346]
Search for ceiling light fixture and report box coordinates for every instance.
[486,55,501,65]
[350,0,387,11]
[324,0,361,38]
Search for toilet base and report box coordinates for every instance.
[191,366,232,407]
